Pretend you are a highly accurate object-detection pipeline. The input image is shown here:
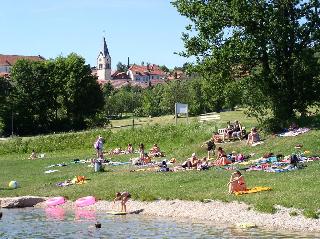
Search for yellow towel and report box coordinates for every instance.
[235,186,272,195]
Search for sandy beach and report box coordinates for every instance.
[21,198,318,233]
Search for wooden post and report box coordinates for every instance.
[175,103,177,125]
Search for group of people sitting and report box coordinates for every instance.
[181,153,210,170]
[225,120,244,141]
[210,120,261,146]
[180,146,246,170]
[110,144,134,155]
[130,143,165,165]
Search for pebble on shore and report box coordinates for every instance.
[2,196,319,233]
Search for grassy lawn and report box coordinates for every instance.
[0,110,319,217]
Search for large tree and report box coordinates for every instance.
[172,0,320,126]
[7,54,104,135]
[52,54,104,129]
[10,60,56,134]
[0,77,11,135]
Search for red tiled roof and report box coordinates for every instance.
[0,72,10,78]
[97,79,167,89]
[111,71,131,80]
[0,54,45,66]
[129,64,166,76]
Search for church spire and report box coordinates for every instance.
[102,37,109,56]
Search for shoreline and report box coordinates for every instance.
[1,196,320,233]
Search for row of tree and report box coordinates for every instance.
[0,51,240,136]
[0,54,104,135]
[1,0,320,135]
[102,77,240,119]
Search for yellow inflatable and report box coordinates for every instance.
[234,186,272,195]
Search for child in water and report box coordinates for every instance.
[113,192,131,212]
[228,171,247,194]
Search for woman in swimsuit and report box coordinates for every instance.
[215,147,231,166]
[228,171,247,194]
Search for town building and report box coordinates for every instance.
[0,54,45,77]
[127,64,166,82]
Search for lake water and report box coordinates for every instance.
[0,208,319,238]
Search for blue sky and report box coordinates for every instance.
[1,0,190,69]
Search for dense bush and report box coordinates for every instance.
[0,123,214,155]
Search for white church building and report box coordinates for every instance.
[92,37,167,86]
[92,37,112,83]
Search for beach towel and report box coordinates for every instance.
[278,128,310,137]
[45,170,59,174]
[251,141,264,147]
[234,186,272,195]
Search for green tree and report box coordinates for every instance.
[160,80,189,114]
[0,77,11,135]
[142,86,164,117]
[116,62,128,72]
[53,54,104,129]
[172,0,320,127]
[159,65,170,73]
[6,54,104,135]
[10,59,56,135]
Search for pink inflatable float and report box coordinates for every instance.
[75,196,96,207]
[46,196,66,207]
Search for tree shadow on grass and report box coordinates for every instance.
[0,188,15,190]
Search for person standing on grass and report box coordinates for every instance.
[202,136,216,160]
[139,143,145,161]
[94,136,104,158]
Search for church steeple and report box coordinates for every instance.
[97,36,111,81]
[102,37,109,57]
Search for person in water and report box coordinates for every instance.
[113,192,131,212]
[228,171,247,194]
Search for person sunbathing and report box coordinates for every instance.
[228,171,247,194]
[247,127,261,145]
[182,153,198,169]
[111,147,123,155]
[29,149,37,160]
[213,132,223,143]
[214,147,232,166]
[197,157,209,170]
[149,144,163,157]
[142,154,152,164]
[126,144,134,154]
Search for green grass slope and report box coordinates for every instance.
[0,111,319,217]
